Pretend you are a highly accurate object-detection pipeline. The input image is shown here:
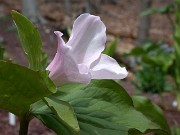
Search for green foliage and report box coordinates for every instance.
[127,42,174,72]
[171,126,180,135]
[173,5,180,88]
[135,67,166,93]
[44,97,80,134]
[11,11,45,71]
[126,42,173,93]
[40,80,169,135]
[139,0,180,89]
[103,38,118,57]
[0,61,56,116]
[32,98,80,135]
[132,96,170,134]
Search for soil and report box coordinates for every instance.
[0,0,179,134]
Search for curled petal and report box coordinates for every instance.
[47,31,91,86]
[90,54,128,79]
[67,13,106,66]
[46,31,67,74]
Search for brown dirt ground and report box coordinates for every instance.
[0,0,179,134]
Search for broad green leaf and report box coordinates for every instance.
[0,61,56,116]
[32,99,79,135]
[51,80,168,135]
[132,96,170,135]
[11,10,43,71]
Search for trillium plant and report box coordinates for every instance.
[0,11,170,135]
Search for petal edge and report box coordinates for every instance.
[90,54,128,79]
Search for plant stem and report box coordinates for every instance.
[19,115,29,135]
[176,91,180,111]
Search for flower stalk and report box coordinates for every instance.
[19,115,30,135]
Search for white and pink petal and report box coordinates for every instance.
[47,31,91,86]
[90,54,128,79]
[67,13,106,66]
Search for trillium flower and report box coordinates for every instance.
[46,13,128,86]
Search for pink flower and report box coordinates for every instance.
[46,13,128,86]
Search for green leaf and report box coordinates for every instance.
[32,99,79,135]
[0,61,56,116]
[11,10,43,71]
[51,80,168,135]
[132,96,170,134]
[44,97,80,134]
